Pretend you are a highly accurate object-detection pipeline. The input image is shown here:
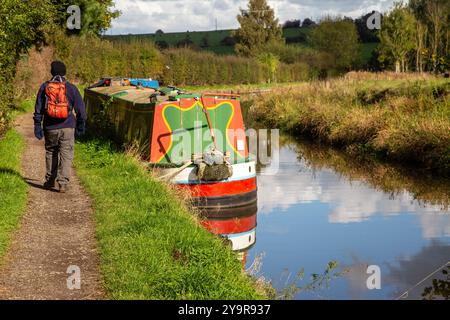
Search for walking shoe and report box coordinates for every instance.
[58,183,68,193]
[43,180,55,190]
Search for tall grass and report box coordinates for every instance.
[250,76,450,175]
[74,138,266,299]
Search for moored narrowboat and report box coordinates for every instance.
[84,78,257,216]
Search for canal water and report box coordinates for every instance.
[245,135,450,300]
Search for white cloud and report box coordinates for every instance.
[109,0,398,34]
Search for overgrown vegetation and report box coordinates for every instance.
[74,137,267,299]
[0,0,53,135]
[0,0,120,134]
[249,74,450,175]
[310,17,361,72]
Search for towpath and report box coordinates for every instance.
[0,113,104,299]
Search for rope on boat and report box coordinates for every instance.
[156,161,193,182]
[395,261,450,300]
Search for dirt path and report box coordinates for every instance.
[0,114,105,299]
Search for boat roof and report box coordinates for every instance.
[87,84,240,105]
[87,85,167,104]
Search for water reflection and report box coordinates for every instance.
[257,137,450,238]
[248,135,450,299]
[200,204,257,267]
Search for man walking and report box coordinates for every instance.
[33,61,87,193]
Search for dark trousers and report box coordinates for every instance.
[44,128,74,186]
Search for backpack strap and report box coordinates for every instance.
[50,75,65,83]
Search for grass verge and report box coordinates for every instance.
[0,129,27,259]
[74,138,265,299]
[0,98,34,260]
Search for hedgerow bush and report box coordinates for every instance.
[55,35,312,86]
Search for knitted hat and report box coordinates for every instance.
[50,61,66,77]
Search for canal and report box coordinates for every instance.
[245,134,450,300]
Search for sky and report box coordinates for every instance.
[108,0,398,35]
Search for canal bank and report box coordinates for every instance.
[248,77,450,176]
[73,137,268,299]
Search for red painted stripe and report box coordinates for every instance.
[201,214,257,235]
[175,177,257,197]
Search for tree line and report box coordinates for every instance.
[232,0,449,74]
[379,0,450,73]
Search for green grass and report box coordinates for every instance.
[0,98,35,260]
[0,129,27,259]
[74,138,265,299]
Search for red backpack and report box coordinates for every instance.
[45,76,71,119]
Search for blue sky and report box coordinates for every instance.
[108,0,398,35]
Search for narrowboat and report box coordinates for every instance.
[84,77,257,218]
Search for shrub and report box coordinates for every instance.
[55,36,313,86]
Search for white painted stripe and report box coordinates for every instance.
[164,161,256,184]
[220,229,256,251]
[174,174,256,185]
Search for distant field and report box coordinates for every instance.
[104,28,312,55]
[105,28,378,65]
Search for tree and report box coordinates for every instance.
[409,0,450,73]
[301,18,316,28]
[176,33,195,49]
[409,0,429,72]
[378,2,417,73]
[424,0,449,72]
[355,11,381,43]
[50,0,121,36]
[221,36,236,46]
[283,19,301,29]
[0,0,121,131]
[258,52,280,83]
[155,40,169,49]
[155,29,164,35]
[201,35,209,48]
[232,0,283,57]
[310,17,360,71]
[0,0,55,130]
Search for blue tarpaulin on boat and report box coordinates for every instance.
[128,78,160,89]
